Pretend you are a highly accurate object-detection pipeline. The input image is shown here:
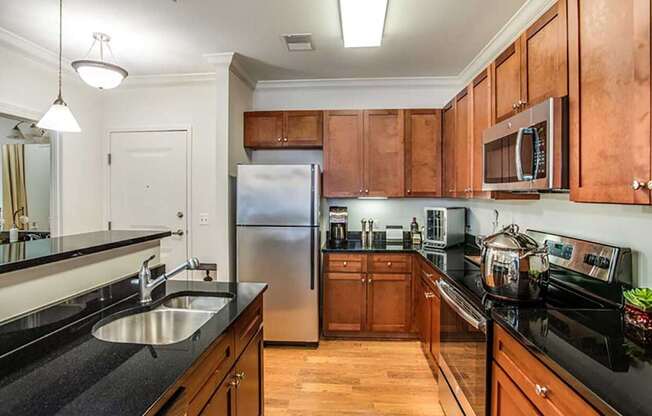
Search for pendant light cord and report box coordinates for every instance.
[57,0,63,99]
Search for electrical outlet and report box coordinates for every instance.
[199,213,209,225]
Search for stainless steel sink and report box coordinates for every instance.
[163,295,232,312]
[93,308,214,345]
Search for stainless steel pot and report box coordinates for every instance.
[478,224,550,302]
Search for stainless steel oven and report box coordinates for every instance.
[437,279,489,416]
[482,97,568,192]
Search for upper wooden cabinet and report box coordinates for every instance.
[492,0,568,123]
[455,88,472,198]
[324,110,404,198]
[244,110,323,149]
[323,111,365,198]
[442,100,457,197]
[404,109,442,197]
[471,69,493,197]
[364,110,405,197]
[568,0,652,204]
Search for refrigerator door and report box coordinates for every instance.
[237,225,319,343]
[236,164,320,226]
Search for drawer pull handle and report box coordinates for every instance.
[229,376,241,387]
[236,371,246,380]
[424,292,435,299]
[535,384,549,398]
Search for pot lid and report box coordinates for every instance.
[482,224,539,251]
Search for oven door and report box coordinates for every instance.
[437,280,489,416]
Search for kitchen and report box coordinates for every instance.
[1,0,652,416]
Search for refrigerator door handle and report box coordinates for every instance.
[310,228,315,290]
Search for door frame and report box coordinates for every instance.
[103,125,193,260]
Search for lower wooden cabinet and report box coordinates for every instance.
[149,296,264,416]
[323,253,413,337]
[492,363,541,416]
[415,256,441,371]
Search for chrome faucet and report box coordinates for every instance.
[138,255,201,303]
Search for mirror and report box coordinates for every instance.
[0,113,52,243]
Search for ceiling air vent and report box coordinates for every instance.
[282,33,314,51]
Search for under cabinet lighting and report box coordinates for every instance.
[339,0,388,48]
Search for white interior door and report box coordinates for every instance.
[109,130,188,274]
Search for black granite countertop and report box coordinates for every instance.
[322,239,417,252]
[0,230,171,275]
[0,275,267,416]
[492,307,651,416]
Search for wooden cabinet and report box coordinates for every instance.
[470,69,492,197]
[492,0,568,123]
[415,256,441,374]
[492,42,523,123]
[323,111,365,197]
[404,109,442,197]
[492,325,599,416]
[363,110,405,197]
[568,0,652,204]
[455,88,472,198]
[492,363,541,416]
[442,100,456,197]
[244,111,322,149]
[323,253,413,337]
[149,295,265,416]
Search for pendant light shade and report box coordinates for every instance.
[72,32,128,89]
[37,0,81,133]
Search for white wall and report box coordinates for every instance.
[0,43,104,236]
[102,80,222,277]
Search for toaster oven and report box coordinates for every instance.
[423,207,466,249]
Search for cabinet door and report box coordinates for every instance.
[363,110,405,197]
[455,89,471,198]
[471,69,493,197]
[428,285,440,366]
[521,0,568,108]
[284,111,323,148]
[200,371,236,416]
[569,0,651,204]
[442,101,457,197]
[323,111,364,197]
[404,109,442,197]
[323,272,366,333]
[244,112,284,148]
[491,364,541,416]
[418,277,432,352]
[236,330,264,416]
[492,41,523,123]
[367,273,411,333]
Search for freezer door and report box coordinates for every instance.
[236,164,320,226]
[237,226,319,343]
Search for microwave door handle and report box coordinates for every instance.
[532,128,541,180]
[515,127,526,181]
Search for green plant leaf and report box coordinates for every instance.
[624,288,652,311]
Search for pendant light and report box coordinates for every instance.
[72,32,128,89]
[37,0,81,133]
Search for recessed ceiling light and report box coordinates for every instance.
[339,0,388,48]
[282,33,314,51]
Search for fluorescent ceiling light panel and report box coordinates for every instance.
[339,0,388,48]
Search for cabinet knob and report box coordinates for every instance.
[277,137,282,142]
[534,384,549,398]
[647,180,652,191]
[407,189,411,194]
[342,261,348,267]
[229,377,241,387]
[365,189,369,193]
[512,103,518,110]
[633,180,644,190]
[368,278,373,284]
[361,277,366,283]
[387,262,392,267]
[283,138,288,142]
[359,189,363,193]
[236,371,246,380]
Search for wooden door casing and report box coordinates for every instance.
[243,112,284,148]
[323,110,365,197]
[442,100,457,197]
[568,0,651,204]
[492,41,523,123]
[366,273,412,333]
[521,0,568,108]
[363,110,405,197]
[455,88,471,198]
[491,363,541,416]
[323,272,367,333]
[404,109,442,197]
[284,111,323,148]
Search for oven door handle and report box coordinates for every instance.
[437,280,487,334]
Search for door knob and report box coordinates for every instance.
[172,229,184,236]
[176,211,184,218]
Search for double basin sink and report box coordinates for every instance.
[93,294,233,345]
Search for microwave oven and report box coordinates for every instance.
[482,97,569,192]
[423,207,465,249]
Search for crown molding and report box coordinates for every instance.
[204,52,256,90]
[457,0,558,86]
[0,101,43,122]
[121,72,216,88]
[255,76,460,90]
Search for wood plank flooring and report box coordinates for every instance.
[264,340,443,416]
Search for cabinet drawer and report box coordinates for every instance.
[185,329,236,415]
[493,325,599,416]
[326,253,365,273]
[234,297,263,358]
[370,254,412,273]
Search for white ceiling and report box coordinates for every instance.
[0,0,527,80]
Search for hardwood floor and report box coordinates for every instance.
[264,340,443,416]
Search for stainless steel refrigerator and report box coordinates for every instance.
[236,164,320,345]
